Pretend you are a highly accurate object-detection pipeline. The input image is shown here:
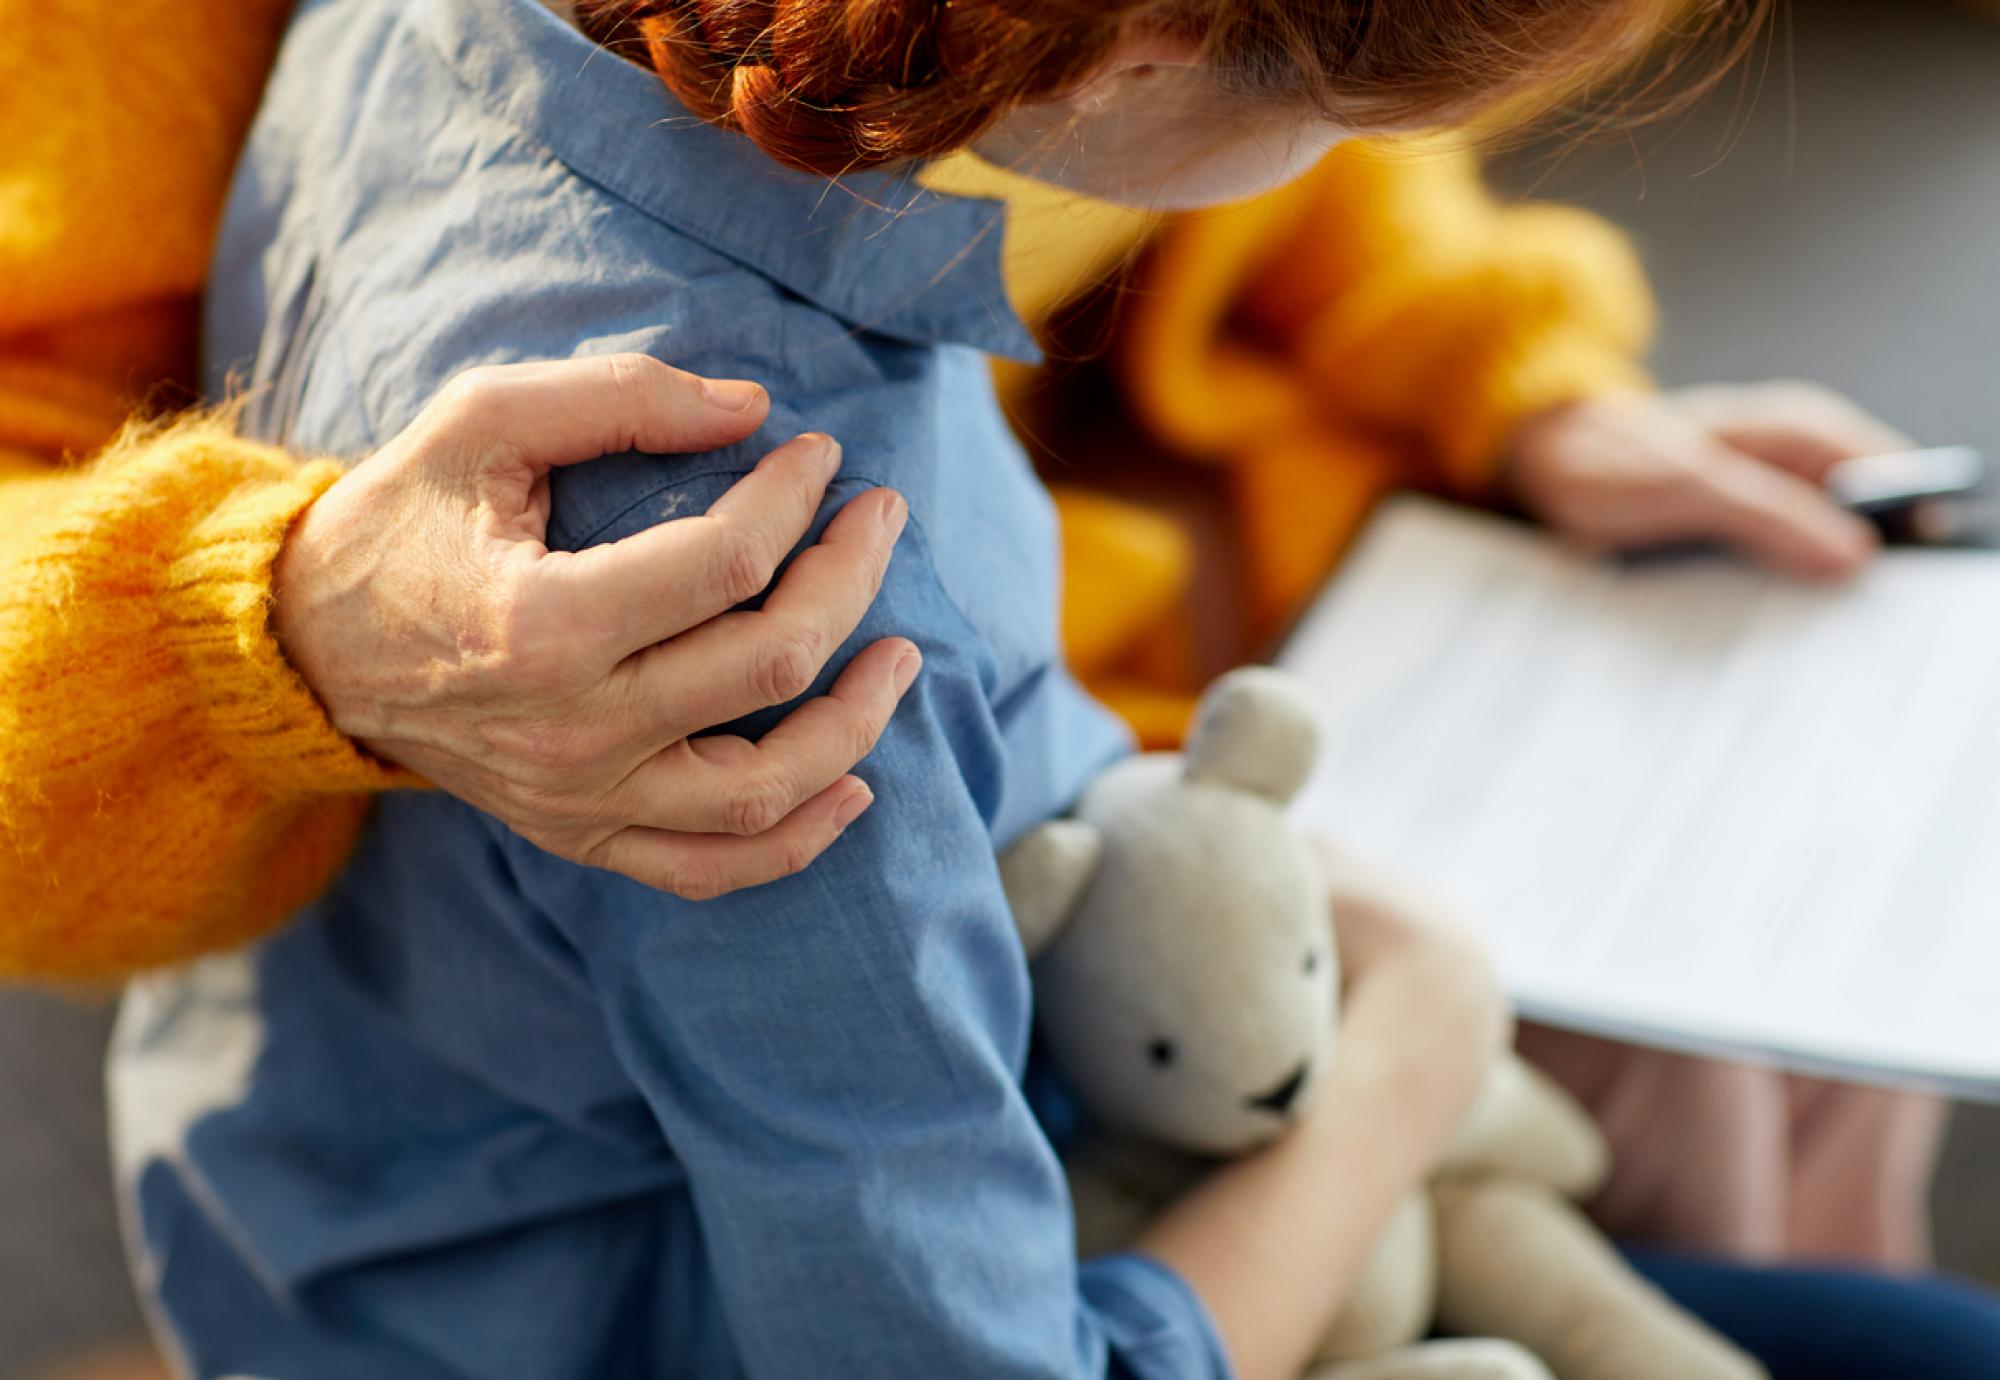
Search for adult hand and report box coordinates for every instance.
[272,354,917,899]
[1505,382,1912,580]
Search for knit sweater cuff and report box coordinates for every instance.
[163,455,418,797]
[1432,326,1652,496]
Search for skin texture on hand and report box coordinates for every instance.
[273,354,920,899]
[1504,382,1912,580]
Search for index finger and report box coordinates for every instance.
[1675,383,1915,481]
[434,353,772,470]
[1696,445,1878,579]
[538,432,846,664]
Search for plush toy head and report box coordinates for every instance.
[1001,668,1337,1156]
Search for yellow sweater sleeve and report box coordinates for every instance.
[1276,140,1656,491]
[0,0,413,981]
[0,423,412,980]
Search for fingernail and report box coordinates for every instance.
[833,782,874,832]
[880,490,909,541]
[892,647,922,695]
[803,433,841,475]
[702,378,765,411]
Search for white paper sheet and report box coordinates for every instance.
[1278,497,2000,1095]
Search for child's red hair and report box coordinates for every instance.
[580,0,1770,176]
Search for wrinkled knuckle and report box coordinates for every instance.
[724,774,794,837]
[775,834,817,882]
[713,526,777,606]
[849,703,890,757]
[437,365,501,418]
[666,858,731,903]
[755,627,822,705]
[604,352,663,406]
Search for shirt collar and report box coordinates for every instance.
[410,0,1041,362]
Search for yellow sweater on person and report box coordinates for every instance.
[0,1,404,979]
[0,4,1651,979]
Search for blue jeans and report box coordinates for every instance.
[1627,1246,2000,1379]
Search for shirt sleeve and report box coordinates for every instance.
[499,464,1231,1380]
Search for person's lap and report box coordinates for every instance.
[1624,1245,2000,1380]
[1518,1023,1946,1267]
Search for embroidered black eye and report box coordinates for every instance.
[1303,950,1321,976]
[1147,1039,1177,1068]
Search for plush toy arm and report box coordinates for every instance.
[1312,1194,1439,1364]
[1441,1054,1610,1200]
[996,819,1105,959]
[1431,1176,1767,1380]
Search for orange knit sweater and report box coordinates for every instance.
[0,7,1653,979]
[0,1,402,979]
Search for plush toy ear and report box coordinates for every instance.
[997,820,1106,959]
[1184,667,1322,804]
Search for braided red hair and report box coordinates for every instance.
[578,0,1768,176]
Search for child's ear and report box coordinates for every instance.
[1059,30,1205,111]
[998,820,1106,958]
[1184,667,1321,804]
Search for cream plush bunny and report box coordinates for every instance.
[1000,668,1766,1380]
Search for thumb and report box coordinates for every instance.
[430,354,770,474]
[1692,446,1878,580]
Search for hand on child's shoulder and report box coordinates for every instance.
[1502,382,1909,580]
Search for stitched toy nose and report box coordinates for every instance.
[1249,1060,1310,1116]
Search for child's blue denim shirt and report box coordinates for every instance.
[109,0,1234,1377]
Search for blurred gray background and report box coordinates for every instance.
[3,0,1998,1374]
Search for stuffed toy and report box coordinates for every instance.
[999,667,1765,1380]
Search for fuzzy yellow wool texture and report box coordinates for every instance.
[0,421,408,980]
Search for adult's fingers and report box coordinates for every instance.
[1688,444,1878,579]
[586,776,876,900]
[623,484,910,737]
[434,353,771,470]
[542,433,845,664]
[606,637,920,835]
[1673,383,1915,481]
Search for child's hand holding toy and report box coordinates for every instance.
[1003,669,1769,1380]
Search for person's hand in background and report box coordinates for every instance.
[1504,381,1913,579]
[274,354,917,900]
